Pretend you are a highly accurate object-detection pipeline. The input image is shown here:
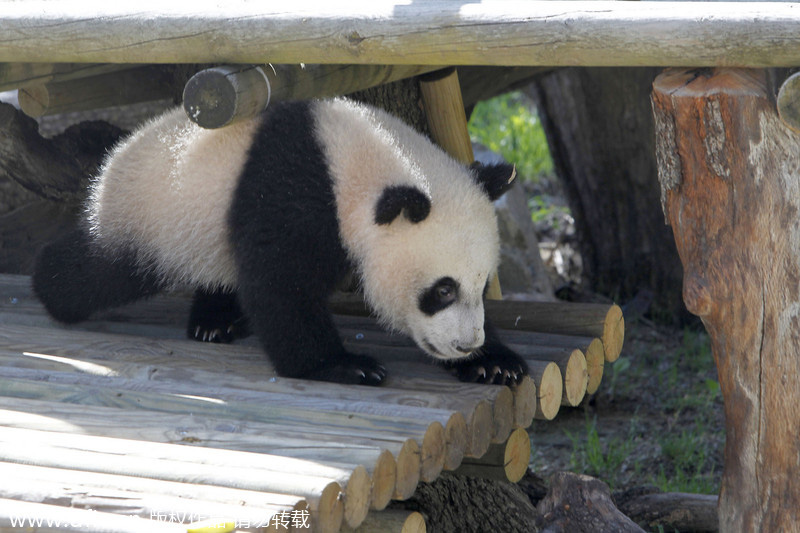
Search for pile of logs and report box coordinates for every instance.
[0,274,622,532]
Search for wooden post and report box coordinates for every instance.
[652,67,800,532]
[419,67,503,300]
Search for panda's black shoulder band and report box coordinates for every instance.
[374,185,431,225]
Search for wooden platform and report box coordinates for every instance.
[0,274,621,533]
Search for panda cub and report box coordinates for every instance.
[33,98,528,386]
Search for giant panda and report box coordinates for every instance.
[33,98,528,386]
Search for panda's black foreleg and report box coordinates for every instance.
[238,284,386,385]
[33,227,163,324]
[232,240,386,386]
[187,288,250,343]
[445,317,528,386]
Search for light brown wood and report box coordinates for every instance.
[511,375,537,428]
[528,361,563,420]
[454,427,531,483]
[419,68,475,165]
[532,349,588,406]
[18,65,175,118]
[393,439,421,501]
[486,300,624,361]
[584,338,606,395]
[342,510,426,533]
[652,67,800,532]
[2,2,800,67]
[184,64,440,128]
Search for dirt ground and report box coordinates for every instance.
[526,182,725,496]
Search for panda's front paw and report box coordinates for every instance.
[187,289,250,344]
[306,354,387,386]
[447,350,528,386]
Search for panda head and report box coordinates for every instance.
[364,161,517,361]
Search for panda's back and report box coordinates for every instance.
[87,108,263,290]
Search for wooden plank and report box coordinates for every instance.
[0,2,799,66]
[0,62,139,92]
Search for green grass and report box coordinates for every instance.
[468,92,554,183]
[566,414,640,490]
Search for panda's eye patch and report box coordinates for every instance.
[419,277,459,316]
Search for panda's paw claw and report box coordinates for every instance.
[307,354,387,386]
[450,352,528,387]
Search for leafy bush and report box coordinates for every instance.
[468,92,554,182]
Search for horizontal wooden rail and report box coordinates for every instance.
[1,1,799,67]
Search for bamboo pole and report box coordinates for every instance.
[527,361,563,420]
[1,2,799,67]
[183,64,440,128]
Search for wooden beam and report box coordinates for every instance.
[183,64,440,128]
[0,63,139,92]
[0,2,799,67]
[17,65,177,118]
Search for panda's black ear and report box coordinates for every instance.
[374,185,431,225]
[470,162,517,201]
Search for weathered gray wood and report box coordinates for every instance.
[184,64,440,128]
[1,2,799,67]
[0,62,138,92]
[18,65,176,118]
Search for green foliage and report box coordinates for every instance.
[468,92,554,182]
[566,415,639,490]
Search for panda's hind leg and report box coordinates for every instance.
[33,227,163,324]
[187,288,250,343]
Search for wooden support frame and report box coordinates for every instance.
[1,2,800,67]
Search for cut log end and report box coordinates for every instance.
[343,465,371,528]
[560,349,589,406]
[490,386,514,443]
[317,481,345,533]
[443,412,467,471]
[602,304,624,362]
[370,450,397,511]
[584,338,606,395]
[465,400,493,458]
[512,375,537,428]
[530,361,563,420]
[394,439,421,501]
[419,421,445,482]
[503,427,531,483]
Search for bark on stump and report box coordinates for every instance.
[652,67,800,532]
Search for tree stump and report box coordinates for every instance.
[652,67,800,532]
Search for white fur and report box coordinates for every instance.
[313,99,500,360]
[87,108,262,290]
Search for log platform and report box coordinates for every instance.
[0,274,622,532]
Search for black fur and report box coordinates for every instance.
[418,277,458,316]
[187,288,250,343]
[227,101,385,385]
[32,227,163,323]
[470,162,517,201]
[374,185,431,225]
